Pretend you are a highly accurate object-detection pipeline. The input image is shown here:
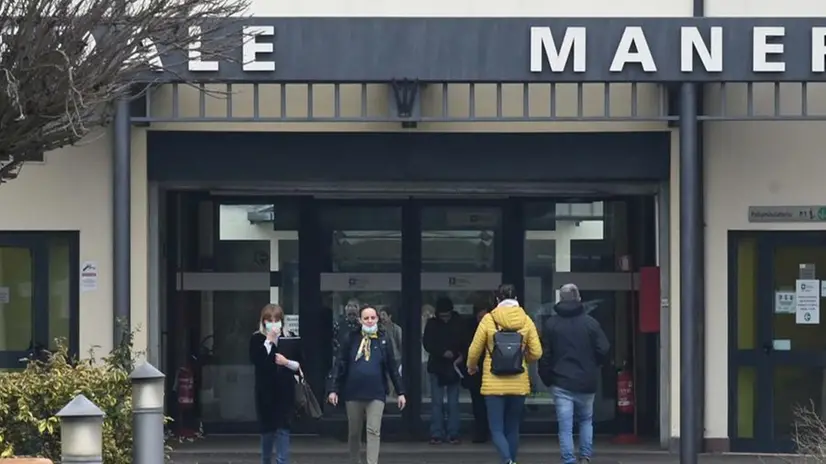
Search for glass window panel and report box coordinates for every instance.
[420,206,501,412]
[48,238,71,350]
[199,202,299,424]
[771,245,826,350]
[772,366,825,438]
[736,237,758,350]
[0,246,33,351]
[737,366,757,439]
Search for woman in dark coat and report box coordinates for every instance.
[326,305,406,464]
[249,304,301,464]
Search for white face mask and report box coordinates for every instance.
[362,324,378,334]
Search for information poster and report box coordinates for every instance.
[774,291,796,314]
[795,279,820,324]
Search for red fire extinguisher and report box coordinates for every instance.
[176,365,195,408]
[616,367,635,415]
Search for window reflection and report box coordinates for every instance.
[523,200,617,421]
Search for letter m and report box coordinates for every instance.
[530,26,586,73]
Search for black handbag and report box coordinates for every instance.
[294,368,323,420]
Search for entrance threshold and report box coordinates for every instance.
[171,435,665,456]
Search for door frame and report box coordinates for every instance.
[309,198,516,438]
[0,231,80,370]
[729,230,826,453]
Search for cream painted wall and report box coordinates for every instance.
[0,129,149,360]
[706,0,826,16]
[699,77,826,440]
[246,0,691,17]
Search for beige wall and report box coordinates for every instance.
[0,130,149,360]
[246,0,691,16]
[663,0,826,444]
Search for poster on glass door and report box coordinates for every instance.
[795,279,820,324]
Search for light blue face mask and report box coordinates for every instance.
[362,324,378,334]
[265,321,282,333]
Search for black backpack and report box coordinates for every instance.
[487,318,525,376]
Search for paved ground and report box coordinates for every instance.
[170,436,799,463]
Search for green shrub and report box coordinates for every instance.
[0,325,173,462]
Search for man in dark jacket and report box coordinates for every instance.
[422,297,465,444]
[539,284,610,464]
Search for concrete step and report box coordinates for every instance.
[170,453,793,464]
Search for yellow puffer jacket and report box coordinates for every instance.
[466,301,542,396]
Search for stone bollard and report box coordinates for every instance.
[130,362,165,464]
[55,394,105,464]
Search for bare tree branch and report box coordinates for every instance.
[0,0,251,184]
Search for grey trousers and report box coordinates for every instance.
[345,400,385,464]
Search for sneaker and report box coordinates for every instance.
[448,437,461,444]
[578,458,591,464]
[429,437,443,445]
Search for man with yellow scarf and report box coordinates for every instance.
[327,305,406,464]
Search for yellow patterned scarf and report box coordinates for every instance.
[355,331,378,362]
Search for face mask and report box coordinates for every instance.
[362,324,378,334]
[265,321,282,332]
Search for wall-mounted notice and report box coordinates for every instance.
[774,291,796,314]
[795,279,820,324]
[284,314,299,336]
[80,261,98,292]
[0,286,9,304]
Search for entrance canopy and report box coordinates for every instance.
[131,17,826,123]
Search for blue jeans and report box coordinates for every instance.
[429,374,461,439]
[552,386,595,464]
[261,428,290,464]
[485,395,526,464]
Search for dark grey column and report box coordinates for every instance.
[679,82,700,464]
[113,98,131,346]
[692,0,707,452]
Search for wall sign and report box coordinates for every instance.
[120,18,826,83]
[81,261,99,292]
[749,206,826,222]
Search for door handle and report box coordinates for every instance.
[762,342,774,354]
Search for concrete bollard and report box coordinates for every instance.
[129,362,165,464]
[55,394,105,464]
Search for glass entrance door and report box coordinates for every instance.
[419,205,503,414]
[731,232,826,452]
[318,204,404,417]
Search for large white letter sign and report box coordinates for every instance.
[680,26,723,72]
[529,26,586,73]
[753,26,785,72]
[610,26,656,72]
[188,26,219,72]
[812,27,826,72]
[243,26,275,72]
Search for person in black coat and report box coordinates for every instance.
[249,304,301,464]
[327,306,406,464]
[422,297,466,444]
